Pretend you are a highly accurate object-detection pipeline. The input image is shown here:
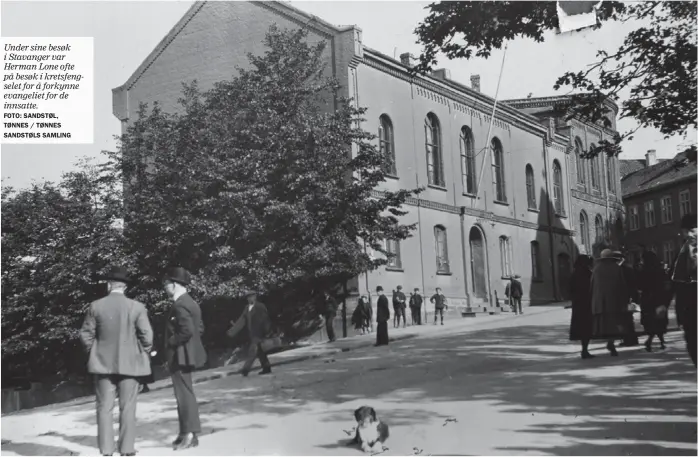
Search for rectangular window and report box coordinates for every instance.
[644,200,655,227]
[679,190,692,218]
[663,240,675,266]
[500,237,513,278]
[628,205,639,231]
[660,195,673,224]
[435,227,450,274]
[385,239,402,269]
[531,242,541,280]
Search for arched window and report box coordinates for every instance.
[434,225,450,273]
[531,241,541,280]
[378,115,396,176]
[460,126,476,194]
[499,235,513,278]
[595,214,604,242]
[575,137,585,185]
[606,155,616,194]
[552,160,564,214]
[491,137,506,202]
[589,144,600,189]
[425,113,444,187]
[580,211,589,250]
[525,164,536,210]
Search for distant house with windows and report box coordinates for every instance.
[112,0,623,309]
[621,150,697,268]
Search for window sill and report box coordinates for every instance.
[501,275,513,280]
[428,184,448,192]
[436,271,452,276]
[384,173,399,180]
[494,200,509,206]
[555,212,568,219]
[385,267,404,272]
[462,192,477,198]
[527,207,539,213]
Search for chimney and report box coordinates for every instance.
[470,75,481,92]
[400,52,415,68]
[645,149,657,167]
[431,68,451,80]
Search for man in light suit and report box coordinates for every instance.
[163,267,207,451]
[79,266,153,456]
[227,290,272,376]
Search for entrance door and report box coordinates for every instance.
[469,226,488,301]
[557,253,572,300]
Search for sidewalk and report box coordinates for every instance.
[3,302,570,416]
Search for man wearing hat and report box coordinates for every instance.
[163,267,207,450]
[79,266,154,456]
[673,213,697,366]
[392,285,407,328]
[227,289,272,376]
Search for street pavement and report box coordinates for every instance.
[2,305,696,456]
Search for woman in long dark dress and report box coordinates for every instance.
[569,255,594,359]
[639,250,670,351]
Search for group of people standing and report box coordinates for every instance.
[569,213,697,366]
[79,266,273,456]
[350,285,449,347]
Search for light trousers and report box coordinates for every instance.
[95,375,140,455]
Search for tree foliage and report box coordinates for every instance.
[414,1,697,161]
[1,161,124,379]
[107,25,419,340]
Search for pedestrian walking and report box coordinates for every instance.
[590,249,631,356]
[322,290,338,342]
[352,295,372,335]
[227,290,273,375]
[638,250,670,352]
[430,288,448,325]
[79,266,154,456]
[569,255,594,359]
[409,288,423,325]
[505,275,524,315]
[672,213,697,366]
[392,285,407,328]
[163,267,207,451]
[375,286,390,346]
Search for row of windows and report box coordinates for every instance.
[386,227,543,280]
[643,241,678,267]
[574,137,616,194]
[379,113,565,211]
[627,190,692,231]
[578,211,607,249]
[525,163,565,214]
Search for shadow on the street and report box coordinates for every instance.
[7,321,697,455]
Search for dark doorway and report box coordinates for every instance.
[469,226,488,301]
[557,253,572,300]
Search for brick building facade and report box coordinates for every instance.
[112,1,623,316]
[621,151,697,268]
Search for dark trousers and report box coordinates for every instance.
[512,297,522,314]
[376,321,389,346]
[95,375,139,455]
[410,307,421,325]
[393,307,405,327]
[241,342,271,373]
[325,312,336,342]
[676,283,697,366]
[170,366,201,435]
[434,307,444,323]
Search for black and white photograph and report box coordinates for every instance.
[1,1,696,455]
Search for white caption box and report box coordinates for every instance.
[1,37,94,144]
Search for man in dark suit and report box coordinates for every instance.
[80,266,153,456]
[430,287,448,325]
[505,275,524,315]
[163,267,207,451]
[409,288,423,325]
[227,290,273,376]
[375,286,390,346]
[392,285,407,328]
[323,291,338,342]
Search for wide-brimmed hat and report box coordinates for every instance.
[600,249,615,259]
[102,266,130,283]
[241,289,258,297]
[164,267,191,286]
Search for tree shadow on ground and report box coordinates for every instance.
[9,320,696,455]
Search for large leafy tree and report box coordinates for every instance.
[108,25,419,340]
[414,1,697,161]
[1,161,124,380]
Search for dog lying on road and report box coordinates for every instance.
[350,406,389,453]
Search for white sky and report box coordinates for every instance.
[1,0,694,190]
